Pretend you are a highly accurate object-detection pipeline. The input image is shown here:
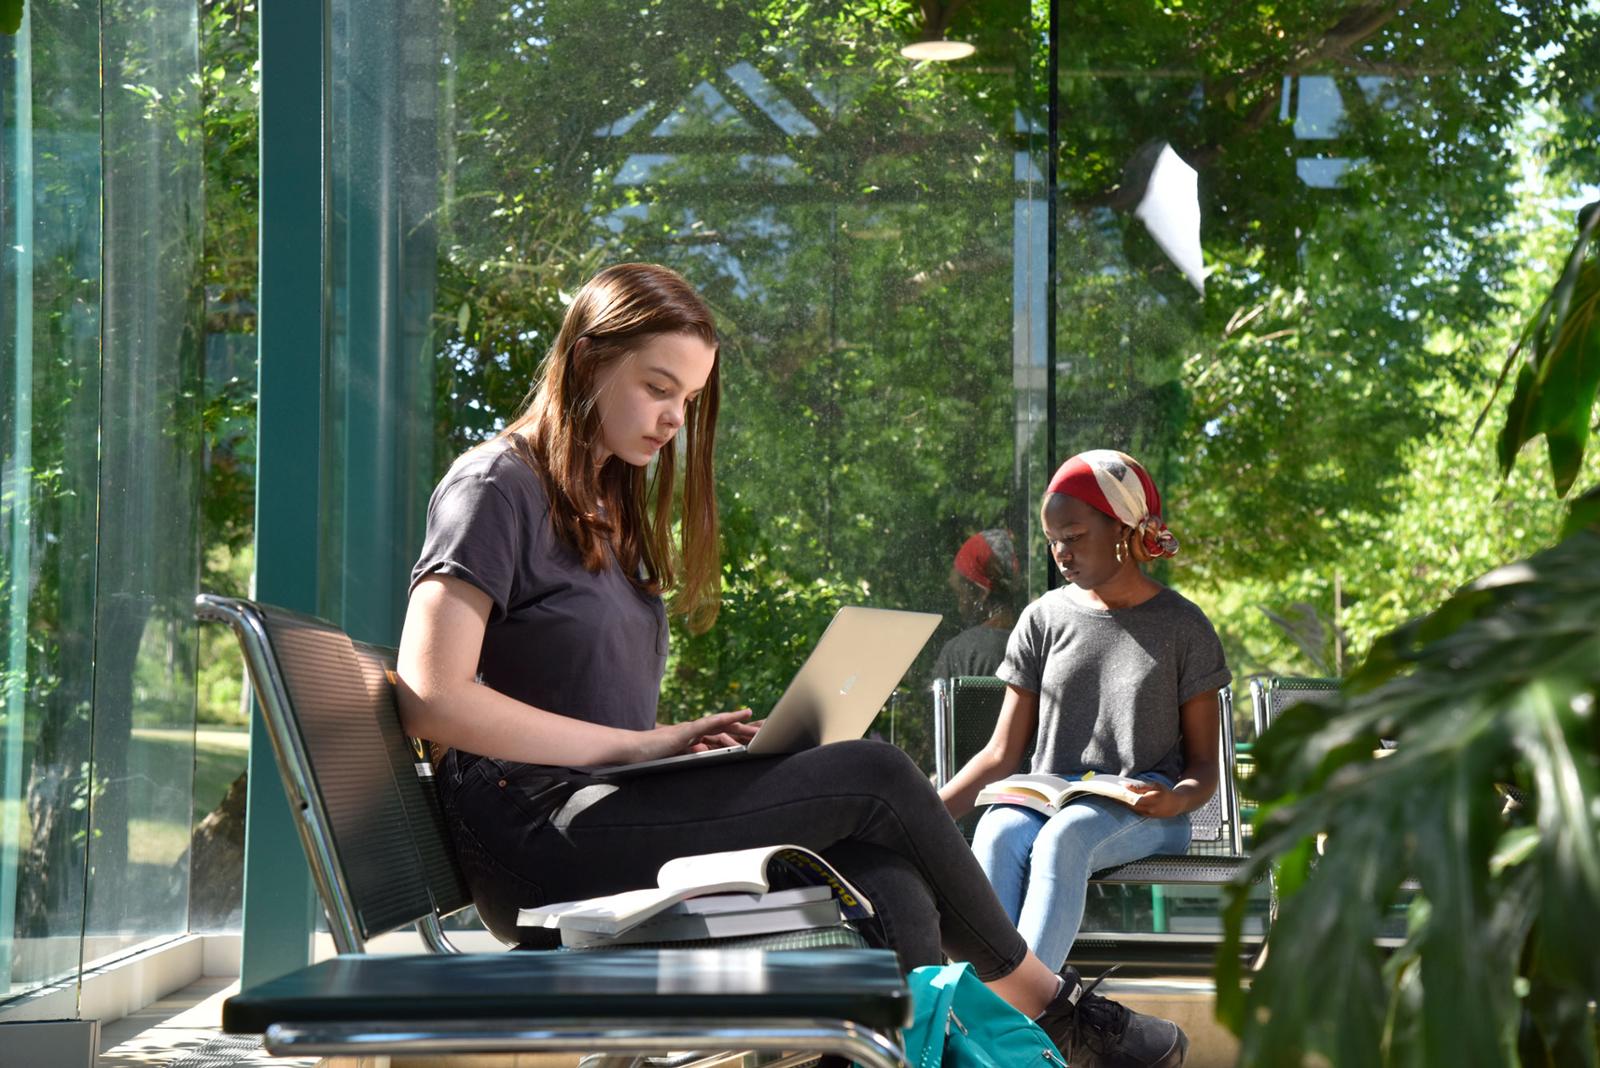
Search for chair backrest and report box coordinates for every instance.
[932,675,1012,786]
[936,674,1244,856]
[1249,676,1341,738]
[349,637,474,919]
[195,594,471,951]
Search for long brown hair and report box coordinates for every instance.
[498,263,721,631]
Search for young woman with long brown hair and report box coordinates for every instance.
[396,264,1188,1068]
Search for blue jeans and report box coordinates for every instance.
[970,775,1192,971]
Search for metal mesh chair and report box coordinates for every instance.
[933,674,1015,786]
[1248,676,1341,737]
[196,594,468,953]
[197,594,910,1068]
[1093,687,1247,885]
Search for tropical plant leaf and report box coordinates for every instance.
[1485,201,1600,495]
[1258,601,1332,675]
[0,0,21,35]
[1540,260,1600,494]
[1562,484,1600,539]
[1220,528,1600,1066]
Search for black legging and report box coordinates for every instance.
[441,738,1029,978]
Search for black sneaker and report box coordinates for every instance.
[1037,966,1189,1068]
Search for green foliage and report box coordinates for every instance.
[1219,531,1600,1066]
[1491,201,1600,498]
[199,0,259,318]
[660,495,868,721]
[1219,196,1600,1064]
[196,0,259,724]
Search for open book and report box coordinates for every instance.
[975,771,1147,815]
[516,843,874,938]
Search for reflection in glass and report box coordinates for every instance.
[1,0,103,1000]
[1,0,205,1002]
[425,0,1046,771]
[83,0,205,963]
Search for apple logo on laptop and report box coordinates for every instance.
[838,674,858,696]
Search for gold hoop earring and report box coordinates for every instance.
[1115,538,1126,564]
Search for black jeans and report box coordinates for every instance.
[440,738,1029,980]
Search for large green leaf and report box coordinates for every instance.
[1562,484,1600,540]
[0,0,21,35]
[1488,202,1600,496]
[1219,529,1600,1066]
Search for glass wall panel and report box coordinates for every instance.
[422,0,1046,768]
[1058,0,1599,939]
[84,0,205,962]
[1,0,204,1003]
[1,0,104,1002]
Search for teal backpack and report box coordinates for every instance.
[893,962,1067,1068]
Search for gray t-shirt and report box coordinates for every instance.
[409,441,668,733]
[932,623,1011,681]
[996,586,1231,783]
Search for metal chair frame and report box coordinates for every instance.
[259,1018,908,1064]
[1248,676,1341,738]
[197,593,911,1068]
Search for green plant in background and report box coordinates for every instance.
[1218,202,1600,1066]
[1493,201,1600,524]
[661,495,869,718]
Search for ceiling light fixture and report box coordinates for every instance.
[900,39,975,61]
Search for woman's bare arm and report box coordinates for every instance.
[1125,690,1221,819]
[396,574,748,766]
[937,685,1040,820]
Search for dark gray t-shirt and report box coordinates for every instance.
[996,586,1231,783]
[932,623,1012,681]
[409,441,668,734]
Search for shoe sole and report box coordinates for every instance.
[1158,1027,1191,1068]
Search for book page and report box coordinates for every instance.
[1000,773,1075,790]
[979,772,1147,809]
[1068,773,1145,803]
[519,885,689,933]
[657,843,876,919]
[656,845,783,897]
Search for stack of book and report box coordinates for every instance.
[517,843,874,949]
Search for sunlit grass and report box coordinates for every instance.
[0,730,249,870]
[127,817,191,866]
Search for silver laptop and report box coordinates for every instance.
[592,605,941,778]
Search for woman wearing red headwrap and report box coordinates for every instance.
[940,450,1231,995]
[934,528,1023,682]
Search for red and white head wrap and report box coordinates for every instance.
[953,529,1020,592]
[1044,450,1179,560]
